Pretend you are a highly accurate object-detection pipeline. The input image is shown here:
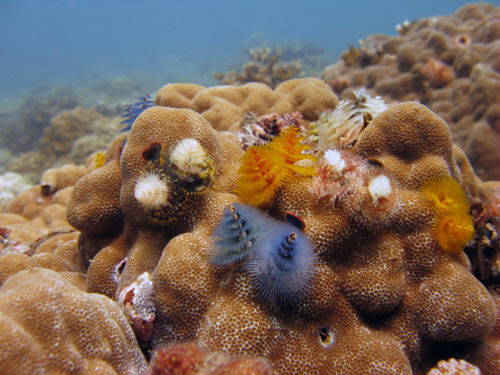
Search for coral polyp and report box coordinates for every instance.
[312,149,368,203]
[234,146,291,205]
[420,176,470,214]
[211,203,270,267]
[345,169,400,229]
[245,220,317,306]
[134,171,169,210]
[434,211,475,254]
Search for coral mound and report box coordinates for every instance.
[62,96,500,374]
[0,268,147,375]
[154,77,339,131]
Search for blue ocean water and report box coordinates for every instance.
[0,0,498,98]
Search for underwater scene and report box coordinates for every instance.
[2,0,500,374]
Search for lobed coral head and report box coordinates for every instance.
[234,146,291,206]
[312,149,368,203]
[245,220,318,306]
[211,203,270,267]
[345,169,400,229]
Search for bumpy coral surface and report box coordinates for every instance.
[322,3,500,182]
[0,268,147,375]
[67,106,243,302]
[154,77,339,131]
[62,91,500,374]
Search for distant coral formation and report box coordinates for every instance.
[214,47,304,88]
[322,3,500,182]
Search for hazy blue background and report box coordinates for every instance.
[1,0,499,98]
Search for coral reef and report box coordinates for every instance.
[0,85,79,154]
[6,107,120,183]
[214,47,304,88]
[58,92,500,374]
[322,3,500,181]
[0,163,90,267]
[0,13,499,369]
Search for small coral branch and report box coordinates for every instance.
[214,47,303,88]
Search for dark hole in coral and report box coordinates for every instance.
[41,184,54,196]
[457,35,468,46]
[117,259,127,274]
[319,326,334,347]
[319,327,328,341]
[142,142,162,161]
[367,158,384,168]
[285,211,306,231]
[482,245,495,260]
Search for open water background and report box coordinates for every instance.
[1,0,499,98]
